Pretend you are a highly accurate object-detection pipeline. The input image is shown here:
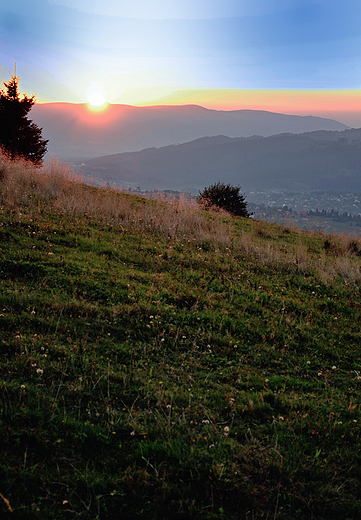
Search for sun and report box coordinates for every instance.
[86,88,108,110]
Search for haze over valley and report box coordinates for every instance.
[32,103,350,161]
[77,125,361,194]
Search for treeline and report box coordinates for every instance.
[307,208,361,224]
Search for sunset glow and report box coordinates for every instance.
[1,1,361,127]
[140,88,361,127]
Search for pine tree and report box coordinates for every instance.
[0,69,48,165]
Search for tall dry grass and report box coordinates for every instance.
[1,153,360,285]
[0,154,234,247]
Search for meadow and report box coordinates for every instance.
[1,155,361,519]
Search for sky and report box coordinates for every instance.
[1,0,361,126]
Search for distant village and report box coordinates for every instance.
[247,191,361,235]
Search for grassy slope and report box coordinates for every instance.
[1,157,361,519]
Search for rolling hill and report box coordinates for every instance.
[80,127,361,193]
[31,103,350,160]
[1,155,361,519]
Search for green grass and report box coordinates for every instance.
[1,156,361,519]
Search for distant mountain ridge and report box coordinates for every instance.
[80,128,361,193]
[31,103,350,160]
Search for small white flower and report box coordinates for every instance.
[224,426,230,436]
[332,366,337,370]
[278,416,284,421]
[20,384,25,389]
[36,368,43,375]
[130,431,136,436]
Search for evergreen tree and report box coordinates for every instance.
[0,69,48,165]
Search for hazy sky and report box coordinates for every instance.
[1,0,360,124]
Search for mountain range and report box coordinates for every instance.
[31,103,350,160]
[79,128,361,193]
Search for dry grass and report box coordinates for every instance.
[0,154,234,248]
[1,153,360,286]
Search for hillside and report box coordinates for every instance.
[80,127,361,193]
[1,155,361,519]
[31,103,350,160]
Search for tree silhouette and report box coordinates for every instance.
[197,181,250,217]
[0,69,48,165]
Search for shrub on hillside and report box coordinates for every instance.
[197,181,250,217]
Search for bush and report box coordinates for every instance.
[197,181,249,217]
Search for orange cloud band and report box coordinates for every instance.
[142,88,361,127]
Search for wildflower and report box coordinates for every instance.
[332,366,337,370]
[36,368,43,375]
[318,372,322,376]
[278,416,284,421]
[130,431,136,436]
[20,384,25,389]
[224,426,230,436]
